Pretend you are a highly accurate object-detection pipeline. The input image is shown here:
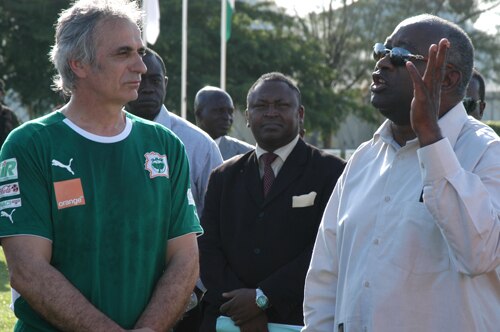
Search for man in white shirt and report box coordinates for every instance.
[303,14,500,332]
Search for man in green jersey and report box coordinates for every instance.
[0,1,202,331]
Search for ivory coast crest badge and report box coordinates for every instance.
[144,152,169,178]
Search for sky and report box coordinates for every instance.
[274,0,500,35]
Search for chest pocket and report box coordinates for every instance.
[386,202,450,274]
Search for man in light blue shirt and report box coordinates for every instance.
[194,86,254,160]
[126,48,223,217]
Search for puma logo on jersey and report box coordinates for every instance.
[52,158,75,175]
[1,209,15,223]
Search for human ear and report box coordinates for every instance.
[480,101,486,118]
[68,59,88,78]
[441,69,461,93]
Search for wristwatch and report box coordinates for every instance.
[255,288,269,310]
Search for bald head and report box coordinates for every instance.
[396,14,474,96]
[194,86,235,139]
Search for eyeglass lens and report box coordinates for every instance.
[373,43,425,66]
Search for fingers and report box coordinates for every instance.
[219,296,235,314]
[405,61,421,86]
[406,38,450,95]
[436,38,450,70]
[426,38,449,70]
[425,43,439,78]
[429,39,450,87]
[219,302,228,314]
[222,291,234,298]
[425,39,450,83]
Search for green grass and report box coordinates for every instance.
[0,248,16,331]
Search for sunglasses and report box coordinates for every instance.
[462,97,481,114]
[373,43,426,66]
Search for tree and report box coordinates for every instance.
[290,0,500,145]
[154,0,345,137]
[0,0,499,147]
[152,1,362,146]
[0,1,69,118]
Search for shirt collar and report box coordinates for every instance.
[153,105,171,127]
[373,102,467,149]
[255,135,300,162]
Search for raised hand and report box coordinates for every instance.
[405,38,450,147]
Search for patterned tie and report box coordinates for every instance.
[262,152,278,197]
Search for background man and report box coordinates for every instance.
[303,14,500,332]
[463,68,486,120]
[199,72,345,331]
[194,86,254,160]
[0,1,201,331]
[126,48,223,216]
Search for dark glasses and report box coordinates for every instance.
[373,43,426,66]
[462,97,481,114]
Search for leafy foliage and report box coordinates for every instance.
[295,0,500,142]
[0,0,499,146]
[0,0,69,117]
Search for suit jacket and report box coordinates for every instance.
[218,135,254,160]
[199,139,345,329]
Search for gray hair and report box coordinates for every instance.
[400,14,474,97]
[49,0,142,95]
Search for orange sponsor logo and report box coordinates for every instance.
[53,178,85,210]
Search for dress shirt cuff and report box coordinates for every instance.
[417,137,461,183]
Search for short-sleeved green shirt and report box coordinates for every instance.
[0,111,202,330]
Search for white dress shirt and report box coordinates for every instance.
[303,104,500,332]
[255,135,299,178]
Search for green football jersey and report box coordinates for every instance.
[0,111,202,330]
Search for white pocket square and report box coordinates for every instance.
[292,191,317,208]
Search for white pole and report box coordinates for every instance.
[220,0,227,91]
[181,0,188,119]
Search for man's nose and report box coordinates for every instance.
[264,104,279,116]
[133,54,147,74]
[375,53,394,70]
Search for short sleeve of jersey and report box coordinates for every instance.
[0,125,53,240]
[164,131,203,239]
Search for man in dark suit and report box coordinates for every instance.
[199,72,346,331]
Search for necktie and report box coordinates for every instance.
[262,152,278,197]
